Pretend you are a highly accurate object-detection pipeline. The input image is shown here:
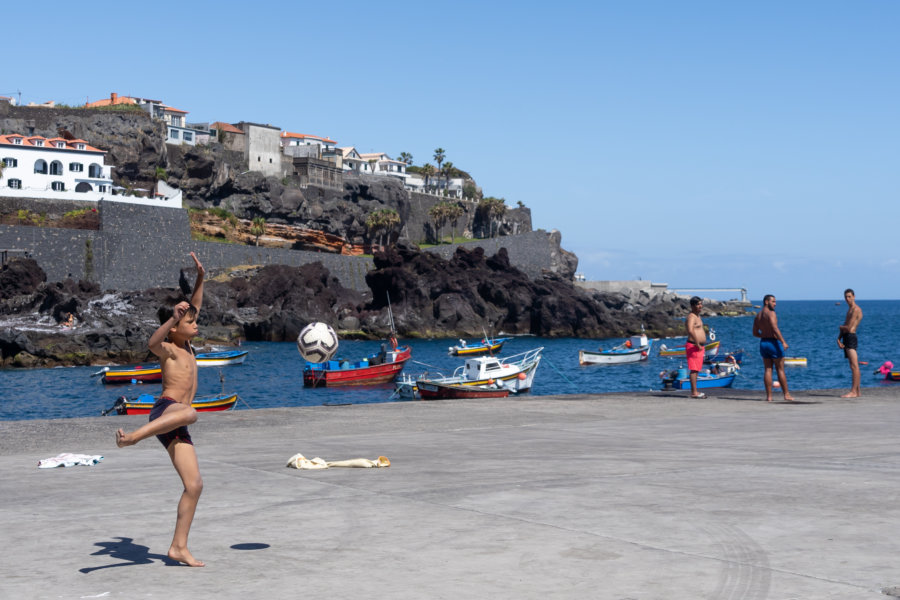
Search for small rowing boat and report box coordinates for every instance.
[579,334,653,365]
[448,337,510,357]
[659,340,720,357]
[102,392,238,415]
[416,380,511,400]
[195,349,249,367]
[660,362,739,390]
[99,365,162,385]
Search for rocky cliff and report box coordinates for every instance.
[0,252,705,368]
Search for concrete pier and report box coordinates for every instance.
[2,387,898,599]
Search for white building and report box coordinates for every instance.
[358,152,409,183]
[0,134,177,207]
[281,132,337,155]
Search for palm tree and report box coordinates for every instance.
[367,158,378,174]
[421,163,436,189]
[429,202,448,243]
[445,202,464,242]
[366,208,401,250]
[478,197,507,238]
[433,148,445,174]
[250,217,266,246]
[398,152,413,165]
[442,161,454,193]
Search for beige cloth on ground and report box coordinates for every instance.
[286,453,390,470]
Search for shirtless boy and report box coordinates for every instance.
[752,294,793,402]
[838,288,863,398]
[685,296,707,399]
[116,252,206,567]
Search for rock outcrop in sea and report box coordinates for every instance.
[0,249,712,368]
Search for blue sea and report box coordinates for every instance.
[1,300,898,421]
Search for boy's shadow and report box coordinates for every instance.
[80,536,181,573]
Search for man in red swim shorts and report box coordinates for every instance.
[685,296,707,398]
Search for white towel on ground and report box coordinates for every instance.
[38,453,104,469]
[286,453,390,470]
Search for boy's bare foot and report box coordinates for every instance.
[116,429,136,448]
[168,547,205,567]
[841,392,860,398]
[783,395,795,402]
[766,397,773,402]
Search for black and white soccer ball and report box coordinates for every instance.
[297,322,339,363]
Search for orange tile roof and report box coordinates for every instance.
[84,94,138,108]
[0,134,105,153]
[281,132,337,144]
[211,121,244,134]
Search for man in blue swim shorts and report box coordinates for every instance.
[752,294,793,402]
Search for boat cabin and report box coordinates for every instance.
[464,356,507,380]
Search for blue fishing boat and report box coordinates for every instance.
[448,337,510,356]
[660,362,739,390]
[195,349,249,367]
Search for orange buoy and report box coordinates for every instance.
[517,372,527,380]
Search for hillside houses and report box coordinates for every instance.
[0,91,470,204]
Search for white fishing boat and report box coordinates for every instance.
[579,333,653,365]
[395,347,543,399]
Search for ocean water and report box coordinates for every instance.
[1,300,897,421]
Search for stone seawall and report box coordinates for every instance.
[0,200,570,291]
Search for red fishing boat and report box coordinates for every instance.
[302,342,412,387]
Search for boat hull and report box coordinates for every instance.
[101,366,162,384]
[195,350,249,367]
[663,374,736,390]
[303,347,412,387]
[118,393,238,415]
[416,381,510,400]
[579,344,651,365]
[449,338,509,357]
[659,340,720,357]
[783,357,807,366]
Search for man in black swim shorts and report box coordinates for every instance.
[838,288,863,398]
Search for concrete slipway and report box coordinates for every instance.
[2,388,900,599]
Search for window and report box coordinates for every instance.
[56,142,65,148]
[76,143,85,150]
[34,140,44,147]
[98,185,107,193]
[169,129,180,139]
[34,159,48,174]
[8,178,21,189]
[51,181,65,191]
[89,164,103,178]
[12,138,22,145]
[50,161,64,175]
[69,162,83,172]
[183,132,193,142]
[2,157,16,167]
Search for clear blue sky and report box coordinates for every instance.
[5,1,898,299]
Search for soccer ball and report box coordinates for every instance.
[297,322,339,363]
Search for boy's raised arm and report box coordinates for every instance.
[189,252,205,312]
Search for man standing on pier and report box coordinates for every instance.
[752,294,793,402]
[685,296,707,399]
[838,288,863,398]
